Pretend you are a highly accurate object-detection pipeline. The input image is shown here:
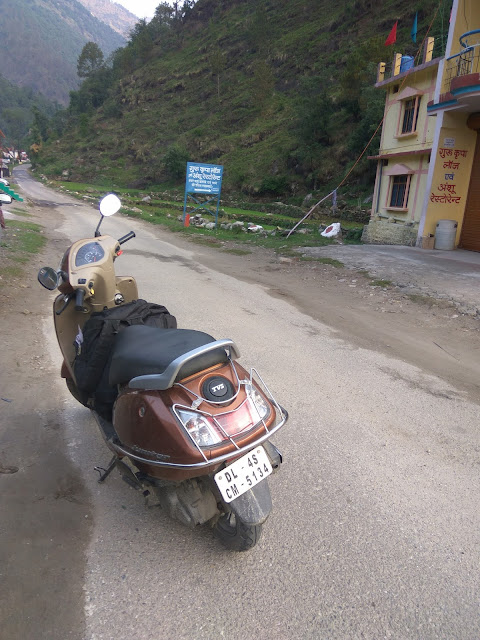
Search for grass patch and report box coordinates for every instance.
[370,279,393,288]
[406,293,438,306]
[11,207,31,217]
[0,221,46,285]
[190,236,223,247]
[0,264,23,278]
[221,248,252,255]
[299,256,344,267]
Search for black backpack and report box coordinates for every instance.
[74,299,176,417]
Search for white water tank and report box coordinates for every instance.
[434,219,457,250]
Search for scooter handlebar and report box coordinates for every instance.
[75,288,86,312]
[118,231,136,245]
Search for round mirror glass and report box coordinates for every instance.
[99,194,121,217]
[38,267,59,290]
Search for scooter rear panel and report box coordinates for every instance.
[113,361,277,482]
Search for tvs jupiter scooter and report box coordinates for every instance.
[38,194,287,551]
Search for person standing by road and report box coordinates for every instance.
[0,202,5,230]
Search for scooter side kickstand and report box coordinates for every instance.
[94,454,119,483]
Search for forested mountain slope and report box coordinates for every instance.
[36,0,451,198]
[76,0,137,37]
[0,74,57,148]
[0,0,127,104]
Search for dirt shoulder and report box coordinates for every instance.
[0,201,92,640]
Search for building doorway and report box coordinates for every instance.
[459,131,480,251]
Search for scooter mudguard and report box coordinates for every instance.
[227,478,272,526]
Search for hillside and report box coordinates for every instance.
[35,0,451,200]
[0,0,127,104]
[0,75,57,149]
[76,0,137,37]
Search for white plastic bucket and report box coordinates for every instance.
[434,219,457,250]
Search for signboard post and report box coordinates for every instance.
[183,162,224,227]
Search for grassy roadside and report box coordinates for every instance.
[39,177,363,257]
[0,220,46,285]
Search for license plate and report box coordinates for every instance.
[214,446,272,503]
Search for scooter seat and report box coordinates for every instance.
[109,324,228,387]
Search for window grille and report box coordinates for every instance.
[401,97,421,134]
[389,175,411,208]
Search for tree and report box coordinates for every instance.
[77,42,104,78]
[296,77,333,146]
[69,66,113,114]
[31,106,50,141]
[163,145,189,180]
[2,107,31,149]
[252,59,275,110]
[208,47,226,100]
[338,37,385,120]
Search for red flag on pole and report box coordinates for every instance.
[385,21,398,46]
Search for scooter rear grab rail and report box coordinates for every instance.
[100,406,288,470]
[128,339,241,390]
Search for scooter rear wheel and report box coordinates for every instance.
[214,511,262,551]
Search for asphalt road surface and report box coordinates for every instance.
[1,167,480,640]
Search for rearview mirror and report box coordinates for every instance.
[38,267,59,290]
[99,193,121,217]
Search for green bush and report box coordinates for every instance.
[163,145,189,180]
[259,175,288,196]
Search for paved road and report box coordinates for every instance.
[301,243,480,315]
[6,168,480,639]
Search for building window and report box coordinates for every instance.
[401,97,421,134]
[389,175,411,208]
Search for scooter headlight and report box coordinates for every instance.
[177,409,222,448]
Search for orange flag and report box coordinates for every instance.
[385,21,398,46]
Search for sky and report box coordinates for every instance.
[114,0,165,20]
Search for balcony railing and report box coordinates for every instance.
[442,29,480,95]
[376,38,437,84]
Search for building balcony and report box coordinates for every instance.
[376,38,440,86]
[428,29,480,113]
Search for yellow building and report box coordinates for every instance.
[366,0,480,251]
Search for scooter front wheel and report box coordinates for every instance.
[214,510,262,552]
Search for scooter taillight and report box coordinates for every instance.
[176,392,271,449]
[215,397,265,437]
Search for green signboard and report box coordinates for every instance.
[0,184,23,201]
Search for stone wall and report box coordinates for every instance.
[362,219,419,246]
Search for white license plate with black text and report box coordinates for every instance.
[214,446,272,503]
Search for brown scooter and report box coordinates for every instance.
[38,194,287,551]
